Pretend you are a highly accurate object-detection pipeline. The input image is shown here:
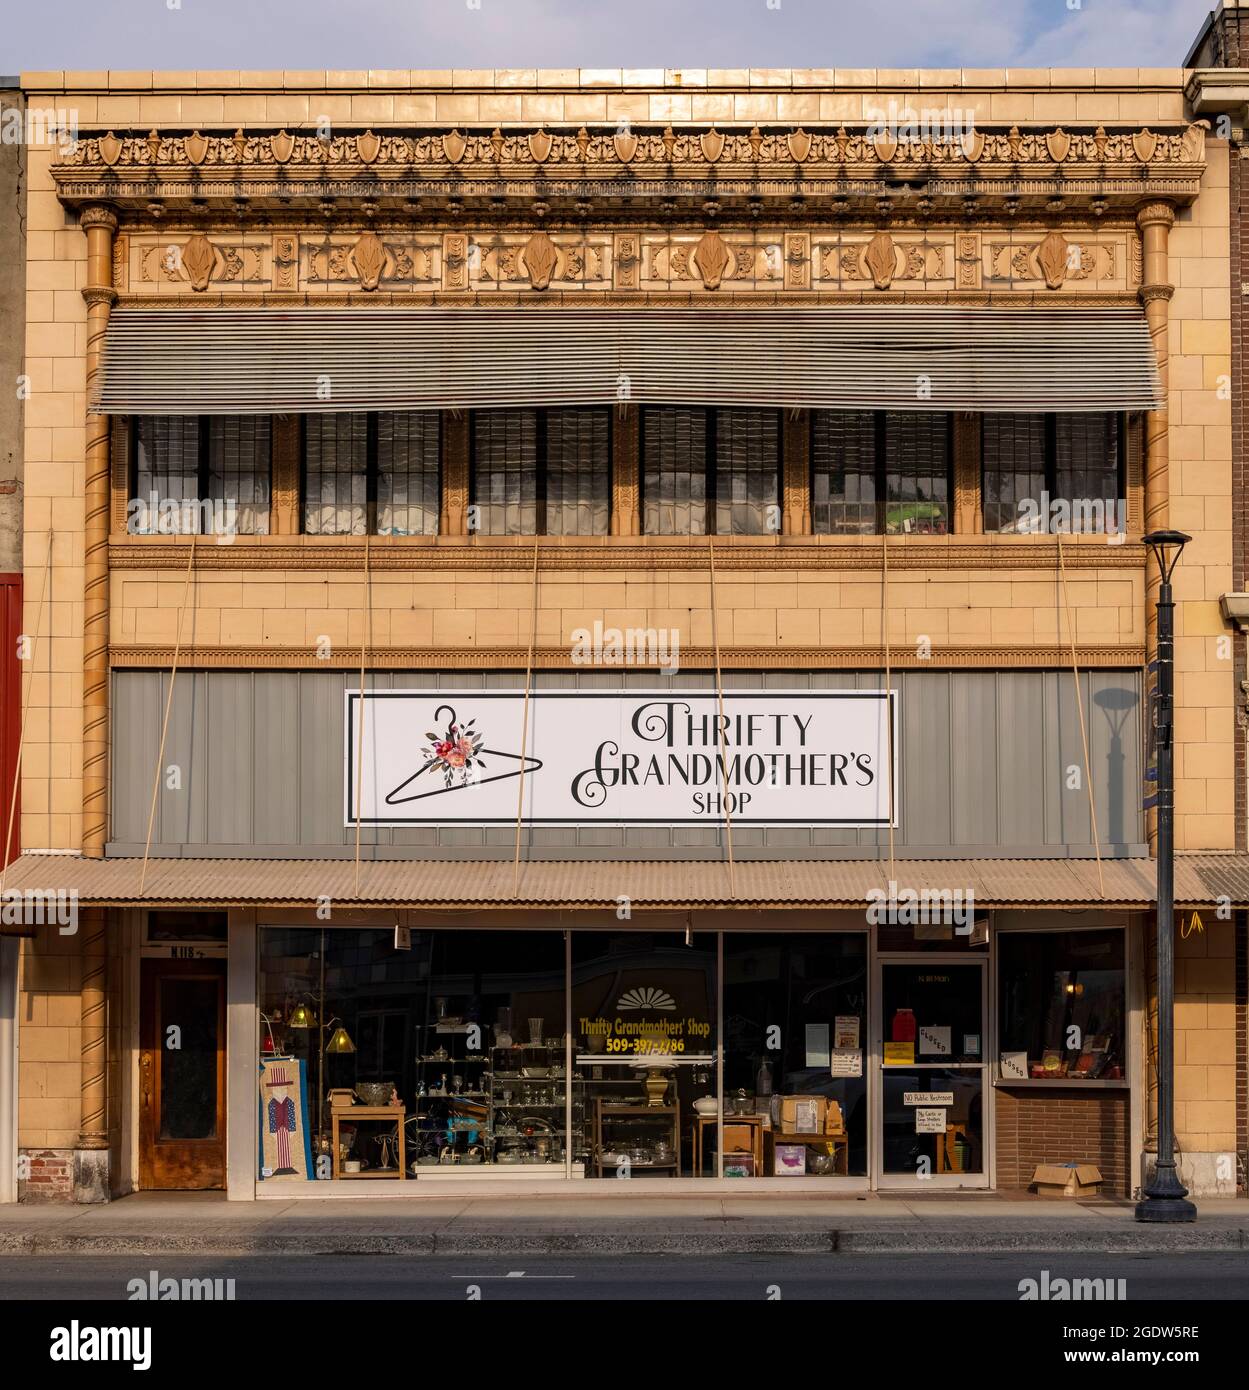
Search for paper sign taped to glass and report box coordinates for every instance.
[344,690,899,826]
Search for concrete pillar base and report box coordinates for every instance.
[72,1147,111,1204]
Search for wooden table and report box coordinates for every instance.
[331,1104,406,1179]
[694,1113,766,1176]
[769,1130,850,1176]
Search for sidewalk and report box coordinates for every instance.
[3,1191,1248,1255]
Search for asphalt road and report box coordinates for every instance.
[3,1251,1248,1300]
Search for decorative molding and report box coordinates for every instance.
[520,230,559,290]
[51,124,1207,225]
[108,643,1147,672]
[351,230,387,291]
[59,119,1203,168]
[108,536,1148,573]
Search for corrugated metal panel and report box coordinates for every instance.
[2,853,1245,911]
[108,668,1145,854]
[92,307,1163,416]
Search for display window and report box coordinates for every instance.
[257,925,872,1183]
[721,934,868,1177]
[996,928,1126,1082]
[258,927,567,1178]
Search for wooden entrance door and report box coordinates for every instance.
[139,959,227,1189]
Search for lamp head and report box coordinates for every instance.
[1143,529,1191,586]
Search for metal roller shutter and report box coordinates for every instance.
[92,305,1162,416]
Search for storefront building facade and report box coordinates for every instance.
[4,60,1248,1200]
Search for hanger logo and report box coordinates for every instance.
[385,704,543,806]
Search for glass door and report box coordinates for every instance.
[874,958,988,1188]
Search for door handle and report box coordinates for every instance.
[140,1053,152,1108]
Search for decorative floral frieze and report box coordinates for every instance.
[53,121,1207,172]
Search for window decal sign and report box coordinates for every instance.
[345,690,898,827]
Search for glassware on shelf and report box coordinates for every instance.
[528,1018,544,1045]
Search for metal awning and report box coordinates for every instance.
[91,306,1162,416]
[2,853,1242,914]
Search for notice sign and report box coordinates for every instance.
[919,1025,951,1056]
[345,690,898,827]
[914,1109,948,1133]
[904,1091,954,1107]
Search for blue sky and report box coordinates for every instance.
[3,0,1220,71]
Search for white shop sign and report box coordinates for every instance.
[345,690,898,827]
[904,1091,954,1107]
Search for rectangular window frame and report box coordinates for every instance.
[470,407,613,537]
[130,414,272,536]
[809,411,954,537]
[641,406,782,537]
[300,411,442,536]
[981,412,1126,534]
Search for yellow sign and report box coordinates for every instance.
[884,1042,915,1065]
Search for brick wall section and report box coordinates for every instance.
[995,1088,1130,1196]
[17,1148,73,1201]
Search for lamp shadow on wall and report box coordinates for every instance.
[1092,684,1139,849]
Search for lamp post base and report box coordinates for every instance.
[1135,1195,1198,1222]
[1135,1163,1197,1222]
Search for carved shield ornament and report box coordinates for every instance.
[442,130,467,164]
[356,130,382,164]
[1046,128,1070,163]
[700,128,725,163]
[528,128,553,164]
[270,130,295,164]
[184,131,208,166]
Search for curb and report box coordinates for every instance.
[2,1227,1246,1257]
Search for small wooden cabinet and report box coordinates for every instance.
[593,1102,680,1176]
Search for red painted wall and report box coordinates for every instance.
[0,575,21,866]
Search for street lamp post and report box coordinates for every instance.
[1136,529,1197,1223]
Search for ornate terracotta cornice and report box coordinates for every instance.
[109,536,1146,572]
[108,643,1146,672]
[50,121,1208,218]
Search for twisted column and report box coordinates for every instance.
[1138,201,1175,856]
[80,204,117,859]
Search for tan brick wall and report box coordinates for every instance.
[22,138,85,854]
[1174,913,1238,1154]
[1170,138,1236,852]
[16,930,82,1150]
[106,553,1145,661]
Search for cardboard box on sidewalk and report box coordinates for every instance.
[1031,1162,1103,1198]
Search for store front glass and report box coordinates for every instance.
[721,933,868,1177]
[572,932,717,1178]
[878,961,986,1181]
[258,927,567,1178]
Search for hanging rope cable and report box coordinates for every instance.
[513,540,540,897]
[352,535,372,898]
[1057,533,1105,898]
[708,536,736,898]
[0,530,53,896]
[882,531,895,883]
[139,534,197,897]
